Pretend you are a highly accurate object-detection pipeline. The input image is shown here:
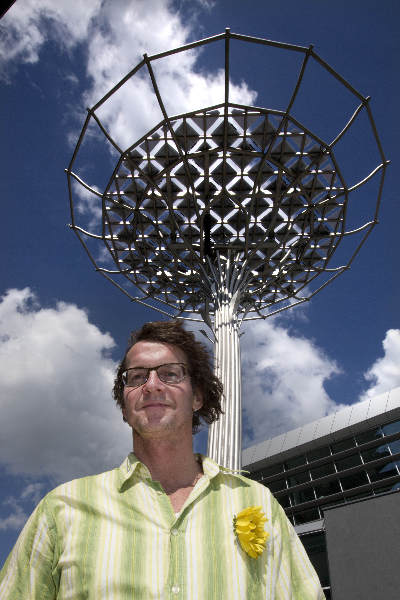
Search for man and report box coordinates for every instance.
[0,320,325,599]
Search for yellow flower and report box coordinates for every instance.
[233,506,269,558]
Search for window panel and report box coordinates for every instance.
[262,463,284,478]
[373,481,400,493]
[307,446,331,462]
[382,420,400,436]
[388,439,400,455]
[277,494,291,508]
[314,480,341,498]
[331,437,355,453]
[268,478,286,492]
[361,445,391,463]
[300,532,330,588]
[310,463,335,480]
[368,462,400,482]
[287,470,311,487]
[294,508,321,524]
[355,427,382,445]
[290,487,315,505]
[284,455,306,470]
[335,453,362,471]
[340,471,369,490]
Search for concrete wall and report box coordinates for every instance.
[325,491,400,600]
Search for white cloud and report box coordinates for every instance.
[240,318,344,445]
[0,288,130,482]
[185,314,344,447]
[82,0,257,149]
[0,498,27,531]
[73,180,103,231]
[1,0,256,147]
[361,329,400,399]
[0,0,102,78]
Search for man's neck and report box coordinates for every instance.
[133,435,202,493]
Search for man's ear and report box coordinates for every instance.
[192,390,203,412]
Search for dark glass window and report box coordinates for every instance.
[294,508,320,524]
[262,463,283,478]
[246,471,260,481]
[344,490,370,502]
[284,455,306,470]
[268,478,286,492]
[321,497,344,511]
[311,463,335,479]
[335,453,362,471]
[340,471,369,490]
[290,488,315,505]
[361,445,391,463]
[277,494,291,508]
[314,480,341,498]
[307,446,331,462]
[300,532,330,588]
[355,427,382,445]
[287,470,311,487]
[373,481,400,493]
[331,437,355,453]
[368,462,399,482]
[382,420,400,437]
[388,439,400,455]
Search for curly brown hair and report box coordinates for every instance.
[113,320,223,433]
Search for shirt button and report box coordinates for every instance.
[171,585,180,594]
[171,528,179,536]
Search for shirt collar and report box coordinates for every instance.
[117,452,225,491]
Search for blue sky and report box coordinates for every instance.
[1,0,399,564]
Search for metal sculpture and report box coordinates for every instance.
[66,30,387,470]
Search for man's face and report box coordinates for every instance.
[122,341,203,441]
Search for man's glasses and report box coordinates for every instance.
[122,363,188,388]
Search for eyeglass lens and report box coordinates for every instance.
[123,363,186,387]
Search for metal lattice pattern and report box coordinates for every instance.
[105,105,344,317]
[67,29,387,326]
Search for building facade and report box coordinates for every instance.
[242,387,400,599]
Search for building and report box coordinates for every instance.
[242,387,400,600]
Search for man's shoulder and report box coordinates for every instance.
[45,464,121,505]
[216,465,274,496]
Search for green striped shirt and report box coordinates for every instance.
[0,454,325,599]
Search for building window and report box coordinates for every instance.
[335,453,362,471]
[293,508,320,524]
[381,420,400,436]
[267,478,286,492]
[388,439,400,454]
[361,445,391,463]
[340,471,369,490]
[290,487,316,505]
[300,531,330,589]
[284,455,306,469]
[287,470,311,487]
[262,463,283,478]
[314,480,341,498]
[331,437,355,453]
[368,461,400,482]
[310,463,336,480]
[277,494,291,508]
[355,427,383,445]
[307,446,331,462]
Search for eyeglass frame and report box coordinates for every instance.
[121,362,189,388]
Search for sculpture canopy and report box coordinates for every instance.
[104,103,344,322]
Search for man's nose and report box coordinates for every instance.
[142,369,162,391]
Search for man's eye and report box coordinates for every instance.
[160,367,178,379]
[127,371,146,384]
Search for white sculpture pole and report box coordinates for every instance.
[207,256,244,471]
